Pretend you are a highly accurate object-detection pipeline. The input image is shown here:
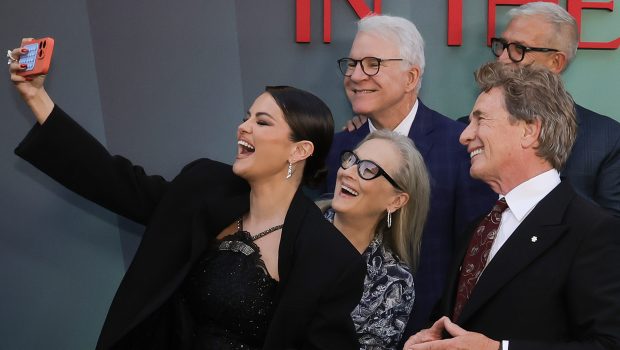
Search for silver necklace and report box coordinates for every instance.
[237,218,283,241]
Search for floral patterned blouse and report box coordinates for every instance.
[325,208,415,349]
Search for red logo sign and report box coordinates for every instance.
[296,0,619,50]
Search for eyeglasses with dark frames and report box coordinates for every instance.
[339,150,402,190]
[337,57,404,77]
[490,37,559,63]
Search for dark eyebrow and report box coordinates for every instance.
[470,109,484,121]
[256,112,275,120]
[246,111,276,120]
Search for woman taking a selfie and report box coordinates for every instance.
[9,40,364,350]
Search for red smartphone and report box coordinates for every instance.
[18,37,55,76]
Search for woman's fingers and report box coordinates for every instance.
[21,37,35,45]
[8,41,36,82]
[10,47,26,59]
[9,61,28,82]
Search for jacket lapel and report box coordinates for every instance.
[408,100,435,159]
[277,188,309,292]
[350,123,371,147]
[202,192,250,234]
[458,182,575,323]
[192,193,250,256]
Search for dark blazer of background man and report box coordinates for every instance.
[458,2,620,217]
[324,15,497,338]
[404,62,620,350]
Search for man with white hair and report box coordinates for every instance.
[462,1,620,216]
[324,14,496,339]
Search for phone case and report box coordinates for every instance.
[18,37,55,76]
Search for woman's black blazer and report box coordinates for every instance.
[15,105,366,350]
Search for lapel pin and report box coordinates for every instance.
[531,236,538,242]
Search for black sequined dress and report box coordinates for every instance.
[183,228,278,350]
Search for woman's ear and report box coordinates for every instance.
[389,192,410,212]
[290,141,315,164]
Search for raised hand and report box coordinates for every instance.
[8,38,54,124]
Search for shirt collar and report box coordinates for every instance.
[368,99,419,135]
[503,169,561,221]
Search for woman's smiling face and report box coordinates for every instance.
[332,138,403,223]
[233,92,295,183]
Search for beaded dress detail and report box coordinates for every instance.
[183,219,281,349]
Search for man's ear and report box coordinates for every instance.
[549,51,568,74]
[290,141,315,164]
[521,118,542,149]
[405,65,421,93]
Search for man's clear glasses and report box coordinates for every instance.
[490,37,558,63]
[337,57,403,77]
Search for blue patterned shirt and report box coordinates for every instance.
[325,208,415,349]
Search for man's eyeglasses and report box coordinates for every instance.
[490,37,559,63]
[337,57,403,77]
[339,150,402,190]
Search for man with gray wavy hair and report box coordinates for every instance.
[483,1,620,217]
[404,61,620,350]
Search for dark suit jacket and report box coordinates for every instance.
[324,100,497,336]
[563,104,620,217]
[458,104,620,217]
[436,181,620,350]
[15,106,366,350]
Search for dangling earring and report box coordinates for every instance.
[386,209,392,228]
[286,162,293,179]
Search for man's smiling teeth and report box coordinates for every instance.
[341,185,359,196]
[238,140,255,151]
[470,148,483,158]
[353,89,374,94]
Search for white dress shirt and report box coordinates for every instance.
[368,99,419,135]
[486,169,561,265]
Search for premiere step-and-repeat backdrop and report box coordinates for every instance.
[1,1,618,348]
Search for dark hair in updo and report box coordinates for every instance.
[265,86,334,187]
